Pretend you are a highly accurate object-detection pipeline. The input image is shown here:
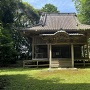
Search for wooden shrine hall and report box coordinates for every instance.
[20,13,90,68]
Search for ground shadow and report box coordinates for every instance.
[0,73,90,90]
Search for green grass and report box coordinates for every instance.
[0,68,90,90]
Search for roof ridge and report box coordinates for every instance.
[46,13,76,16]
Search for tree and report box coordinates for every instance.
[73,0,90,24]
[73,0,90,56]
[0,0,39,27]
[0,0,21,65]
[0,0,39,66]
[15,2,40,27]
[0,25,17,66]
[13,2,40,59]
[41,4,59,13]
[0,0,21,27]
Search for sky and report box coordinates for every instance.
[22,0,77,13]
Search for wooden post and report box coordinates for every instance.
[83,59,85,67]
[83,45,85,58]
[87,44,89,58]
[32,37,34,59]
[88,45,90,59]
[48,44,49,60]
[49,44,52,68]
[37,61,38,68]
[71,44,74,68]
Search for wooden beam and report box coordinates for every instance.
[71,44,74,68]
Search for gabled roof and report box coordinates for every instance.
[21,13,90,31]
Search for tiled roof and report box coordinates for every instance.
[22,13,90,31]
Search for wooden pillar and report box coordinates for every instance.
[82,45,85,58]
[32,37,34,59]
[48,43,52,68]
[47,44,49,60]
[89,45,90,59]
[87,44,89,58]
[71,44,74,68]
[37,61,38,68]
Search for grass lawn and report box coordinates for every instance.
[0,68,90,90]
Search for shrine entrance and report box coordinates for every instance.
[52,45,71,58]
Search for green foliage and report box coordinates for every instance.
[0,0,38,66]
[0,28,17,66]
[73,0,90,24]
[15,2,40,27]
[0,0,21,26]
[0,0,39,27]
[41,4,59,13]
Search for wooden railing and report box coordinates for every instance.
[23,60,49,67]
[74,59,90,66]
[23,58,90,68]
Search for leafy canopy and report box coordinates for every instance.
[41,4,59,13]
[15,2,40,27]
[0,0,39,66]
[73,0,90,24]
[0,0,20,26]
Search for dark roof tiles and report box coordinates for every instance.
[25,13,90,31]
